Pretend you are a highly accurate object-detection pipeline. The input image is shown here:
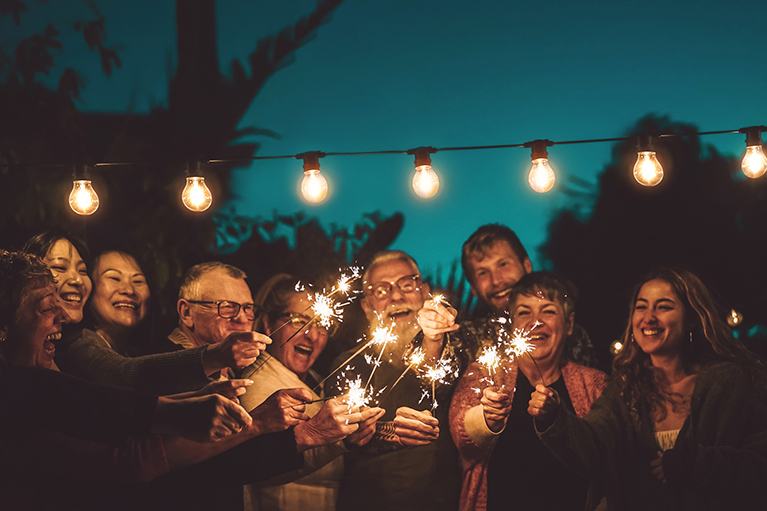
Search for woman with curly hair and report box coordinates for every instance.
[530,268,767,510]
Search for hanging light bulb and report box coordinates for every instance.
[408,147,439,198]
[181,162,213,212]
[524,139,555,193]
[739,126,767,179]
[69,165,99,215]
[298,151,328,203]
[726,309,744,327]
[633,135,664,186]
[609,340,625,356]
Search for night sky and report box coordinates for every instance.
[6,0,766,276]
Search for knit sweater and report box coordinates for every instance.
[239,353,346,511]
[449,359,607,511]
[57,327,211,394]
[537,360,767,511]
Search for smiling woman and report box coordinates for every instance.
[22,229,93,324]
[52,248,218,394]
[238,273,381,511]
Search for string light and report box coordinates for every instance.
[407,146,439,198]
[4,124,761,210]
[739,126,767,179]
[181,162,213,212]
[524,139,555,193]
[633,135,664,187]
[298,151,328,203]
[609,340,624,356]
[726,309,744,327]
[68,165,99,216]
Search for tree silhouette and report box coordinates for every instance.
[1,0,350,329]
[543,115,767,368]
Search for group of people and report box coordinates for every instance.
[1,223,765,511]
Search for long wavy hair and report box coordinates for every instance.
[612,267,765,423]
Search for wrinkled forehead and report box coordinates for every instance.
[198,270,253,301]
[365,259,419,285]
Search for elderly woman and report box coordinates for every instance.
[0,250,372,511]
[449,271,607,511]
[51,248,227,394]
[240,274,384,511]
[531,268,767,510]
[0,250,252,509]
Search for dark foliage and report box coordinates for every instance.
[543,115,767,369]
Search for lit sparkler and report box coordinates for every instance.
[387,346,426,395]
[420,357,457,411]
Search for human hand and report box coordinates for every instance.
[154,394,253,443]
[388,407,440,446]
[203,332,272,374]
[481,387,512,432]
[345,406,386,447]
[195,378,254,403]
[417,298,459,343]
[294,398,379,451]
[528,384,560,428]
[250,388,312,436]
[651,451,666,484]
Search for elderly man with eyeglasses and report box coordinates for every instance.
[171,261,271,379]
[329,250,462,511]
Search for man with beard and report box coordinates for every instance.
[417,223,597,373]
[330,250,462,511]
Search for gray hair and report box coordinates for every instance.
[179,261,247,301]
[363,250,420,285]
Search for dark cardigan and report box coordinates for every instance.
[538,361,767,511]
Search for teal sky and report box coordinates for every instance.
[7,0,766,276]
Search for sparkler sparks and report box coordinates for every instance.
[342,376,373,413]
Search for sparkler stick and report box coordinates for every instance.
[312,334,378,392]
[364,325,397,389]
[385,347,426,396]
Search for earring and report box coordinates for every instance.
[689,331,693,343]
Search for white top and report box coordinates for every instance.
[654,429,681,451]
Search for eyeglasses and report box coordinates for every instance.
[364,274,422,300]
[279,312,338,337]
[187,300,258,320]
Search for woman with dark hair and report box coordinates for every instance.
[531,268,767,510]
[54,248,233,394]
[0,250,267,510]
[450,271,607,511]
[23,228,92,325]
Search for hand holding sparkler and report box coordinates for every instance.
[203,331,272,375]
[249,388,312,436]
[528,384,560,430]
[417,294,459,345]
[390,407,439,446]
[293,397,382,452]
[344,406,386,447]
[480,387,512,433]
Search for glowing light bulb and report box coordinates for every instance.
[528,158,556,193]
[301,169,328,203]
[524,139,555,193]
[741,145,767,179]
[69,179,99,215]
[298,152,328,203]
[408,147,439,199]
[633,151,664,186]
[182,176,213,212]
[609,340,624,356]
[727,309,743,327]
[412,164,439,198]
